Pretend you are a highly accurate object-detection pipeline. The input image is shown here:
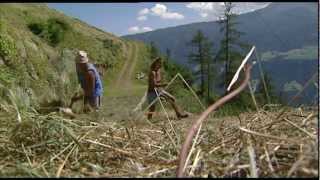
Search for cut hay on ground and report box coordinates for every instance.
[0,105,318,177]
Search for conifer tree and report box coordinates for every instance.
[218,2,249,92]
[188,30,214,104]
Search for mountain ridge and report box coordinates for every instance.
[122,2,318,105]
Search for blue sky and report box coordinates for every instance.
[47,3,270,36]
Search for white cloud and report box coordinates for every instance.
[128,26,153,34]
[138,8,149,15]
[151,4,167,15]
[137,15,147,21]
[186,2,225,20]
[150,3,184,20]
[142,27,153,31]
[161,12,184,20]
[219,2,225,6]
[136,4,184,21]
[232,3,270,14]
[128,26,140,33]
[186,2,215,11]
[186,2,270,20]
[200,13,208,18]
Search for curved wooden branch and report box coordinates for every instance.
[176,63,253,177]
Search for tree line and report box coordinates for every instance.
[147,3,279,114]
[187,3,278,111]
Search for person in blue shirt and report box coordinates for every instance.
[70,50,103,113]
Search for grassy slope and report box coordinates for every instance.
[0,3,150,105]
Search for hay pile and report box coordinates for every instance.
[0,105,318,177]
[0,108,182,177]
[193,106,318,178]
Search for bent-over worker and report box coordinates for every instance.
[70,50,103,113]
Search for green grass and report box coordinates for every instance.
[105,83,147,98]
[0,3,150,104]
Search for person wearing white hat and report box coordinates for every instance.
[77,50,89,63]
[70,50,103,113]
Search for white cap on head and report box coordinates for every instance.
[77,50,89,63]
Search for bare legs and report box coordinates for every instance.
[148,104,156,120]
[148,90,188,120]
[161,91,188,118]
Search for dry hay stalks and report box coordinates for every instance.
[199,107,318,178]
[0,82,318,177]
[0,104,185,177]
[0,101,318,178]
[177,63,253,177]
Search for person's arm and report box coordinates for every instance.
[84,71,95,97]
[69,91,84,108]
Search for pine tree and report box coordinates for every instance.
[150,41,160,59]
[218,2,249,92]
[165,48,171,60]
[203,39,214,104]
[188,30,214,103]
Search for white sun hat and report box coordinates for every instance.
[77,50,89,63]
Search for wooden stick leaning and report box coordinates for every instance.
[183,123,203,173]
[238,126,299,143]
[177,73,206,110]
[254,50,271,105]
[154,88,178,149]
[135,73,179,121]
[283,117,316,140]
[264,146,278,177]
[247,137,258,178]
[176,73,207,174]
[247,81,259,111]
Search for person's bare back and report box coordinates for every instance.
[147,57,188,119]
[148,69,162,92]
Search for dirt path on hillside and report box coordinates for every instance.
[123,43,139,89]
[114,42,139,90]
[114,42,132,89]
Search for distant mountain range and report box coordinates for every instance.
[123,2,318,105]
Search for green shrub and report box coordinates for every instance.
[163,58,194,84]
[174,87,204,113]
[0,66,16,85]
[47,18,69,31]
[214,91,255,117]
[0,34,17,66]
[28,18,70,46]
[28,23,44,35]
[103,39,112,48]
[0,18,7,32]
[103,39,121,56]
